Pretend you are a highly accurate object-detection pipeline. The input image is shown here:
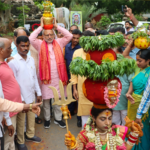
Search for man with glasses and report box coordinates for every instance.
[29,17,73,129]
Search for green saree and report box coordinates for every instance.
[127,66,150,120]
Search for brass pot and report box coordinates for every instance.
[43,17,54,25]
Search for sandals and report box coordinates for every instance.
[35,117,43,124]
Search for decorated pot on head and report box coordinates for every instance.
[70,33,136,109]
[42,1,55,30]
[132,29,150,49]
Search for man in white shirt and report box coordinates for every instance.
[8,36,42,150]
[0,81,12,150]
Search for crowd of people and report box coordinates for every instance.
[0,5,150,150]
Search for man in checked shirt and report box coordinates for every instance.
[135,77,150,127]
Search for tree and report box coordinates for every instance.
[0,0,12,33]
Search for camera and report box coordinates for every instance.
[121,5,127,13]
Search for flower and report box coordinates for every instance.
[87,133,95,139]
[86,142,95,150]
[115,136,124,146]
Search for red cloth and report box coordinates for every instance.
[39,40,68,85]
[0,62,22,117]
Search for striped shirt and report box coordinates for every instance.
[136,77,150,119]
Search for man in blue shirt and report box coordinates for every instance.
[65,29,82,79]
[64,29,82,127]
[124,31,139,60]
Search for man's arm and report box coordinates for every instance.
[125,5,139,27]
[136,77,150,119]
[33,61,42,103]
[56,26,73,49]
[29,18,43,52]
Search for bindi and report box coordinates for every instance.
[105,110,111,117]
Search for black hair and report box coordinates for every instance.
[109,28,115,33]
[91,106,113,119]
[116,46,123,53]
[69,25,78,30]
[16,36,29,45]
[125,21,133,26]
[14,31,17,37]
[38,31,42,37]
[114,27,125,34]
[136,49,150,61]
[126,31,135,35]
[24,29,30,36]
[72,29,82,35]
[95,30,109,36]
[82,30,95,36]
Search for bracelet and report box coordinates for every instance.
[29,104,32,111]
[130,14,133,20]
[127,132,139,146]
[70,140,77,149]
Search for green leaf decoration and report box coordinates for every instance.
[79,33,125,51]
[131,31,150,42]
[69,54,136,81]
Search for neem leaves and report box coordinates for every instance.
[79,33,125,51]
[69,54,136,81]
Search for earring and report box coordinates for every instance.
[92,121,95,126]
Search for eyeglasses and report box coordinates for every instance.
[44,34,54,37]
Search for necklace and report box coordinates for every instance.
[95,128,107,135]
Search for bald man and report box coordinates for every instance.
[0,38,25,150]
[11,29,31,57]
[84,22,94,31]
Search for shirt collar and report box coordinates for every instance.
[69,42,80,50]
[15,53,30,61]
[11,42,16,49]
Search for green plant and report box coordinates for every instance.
[96,16,111,29]
[109,13,124,22]
[134,14,144,21]
[7,32,14,37]
[79,32,125,51]
[36,1,55,16]
[131,31,150,42]
[69,54,136,81]
[17,5,30,26]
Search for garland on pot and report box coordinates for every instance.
[79,32,125,51]
[70,54,136,81]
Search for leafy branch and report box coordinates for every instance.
[131,31,150,42]
[79,32,125,51]
[69,54,136,81]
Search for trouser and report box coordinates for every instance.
[81,115,90,129]
[112,110,127,126]
[0,127,4,150]
[17,106,35,144]
[43,99,62,121]
[4,115,17,150]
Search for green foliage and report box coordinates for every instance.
[134,14,144,21]
[17,5,30,26]
[109,13,124,22]
[89,8,107,20]
[79,32,125,51]
[0,2,10,11]
[131,31,150,42]
[96,16,111,29]
[7,32,14,36]
[69,54,136,81]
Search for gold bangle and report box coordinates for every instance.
[70,140,77,149]
[30,104,32,111]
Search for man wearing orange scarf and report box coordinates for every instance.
[29,17,73,129]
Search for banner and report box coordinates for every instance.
[70,11,82,32]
